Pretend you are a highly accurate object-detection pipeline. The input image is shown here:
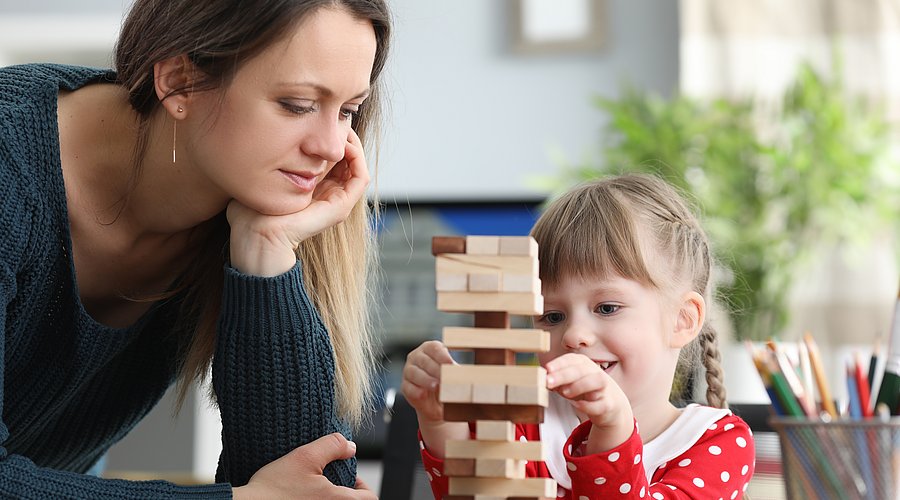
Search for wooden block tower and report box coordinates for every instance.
[432,235,556,500]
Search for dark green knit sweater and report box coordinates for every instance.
[0,64,355,498]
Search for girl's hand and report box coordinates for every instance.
[546,353,634,453]
[400,341,469,457]
[400,340,454,424]
[227,130,370,276]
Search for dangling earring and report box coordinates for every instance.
[173,106,183,164]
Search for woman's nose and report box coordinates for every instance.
[301,116,346,163]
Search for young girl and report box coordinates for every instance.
[402,174,756,499]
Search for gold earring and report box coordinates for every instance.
[172,106,183,164]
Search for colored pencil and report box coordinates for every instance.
[853,352,873,418]
[875,287,900,416]
[803,333,838,418]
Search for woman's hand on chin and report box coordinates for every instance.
[227,130,369,277]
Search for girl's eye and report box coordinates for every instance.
[280,101,315,115]
[537,311,565,325]
[596,303,620,315]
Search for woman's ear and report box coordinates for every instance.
[670,291,705,348]
[153,55,193,119]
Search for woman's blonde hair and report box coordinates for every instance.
[531,174,727,408]
[115,0,391,427]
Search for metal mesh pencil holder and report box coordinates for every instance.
[769,417,900,500]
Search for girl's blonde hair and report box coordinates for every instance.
[531,174,727,408]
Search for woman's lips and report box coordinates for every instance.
[280,170,317,192]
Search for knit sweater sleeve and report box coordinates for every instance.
[212,261,355,487]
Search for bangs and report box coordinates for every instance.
[532,182,656,289]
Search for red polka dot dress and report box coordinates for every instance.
[419,403,755,499]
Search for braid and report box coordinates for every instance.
[699,324,728,408]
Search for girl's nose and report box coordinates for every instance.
[301,116,346,163]
[562,322,596,351]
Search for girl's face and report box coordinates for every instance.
[535,274,682,410]
[186,7,376,216]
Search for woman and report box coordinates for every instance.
[0,0,389,498]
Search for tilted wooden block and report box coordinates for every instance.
[448,477,556,497]
[432,236,466,255]
[466,235,500,255]
[436,254,538,276]
[475,420,515,441]
[472,383,506,404]
[443,403,544,424]
[499,236,538,256]
[445,439,546,461]
[436,273,468,292]
[442,327,550,352]
[507,385,549,407]
[468,273,502,292]
[476,458,526,479]
[439,383,472,403]
[441,365,546,387]
[437,291,542,315]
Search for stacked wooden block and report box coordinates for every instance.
[433,235,556,500]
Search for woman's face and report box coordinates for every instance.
[186,7,377,216]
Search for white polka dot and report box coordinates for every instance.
[634,454,642,464]
[721,471,730,482]
[425,471,432,481]
[731,490,738,499]
[741,465,749,475]
[520,435,527,442]
[579,496,589,500]
[724,423,735,431]
[678,458,691,467]
[557,487,565,498]
[693,478,705,488]
[640,486,646,497]
[608,451,620,462]
[568,444,573,454]
[431,467,441,477]
[653,493,664,500]
[660,461,667,468]
[708,445,722,455]
[736,436,747,448]
[419,441,425,450]
[668,484,677,490]
[594,477,607,485]
[619,483,632,494]
[567,461,577,471]
[708,423,718,430]
[743,483,749,492]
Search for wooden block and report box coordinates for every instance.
[473,312,509,329]
[472,383,506,404]
[437,291,542,315]
[507,385,549,407]
[449,477,556,497]
[445,458,476,477]
[501,274,540,293]
[441,365,546,387]
[466,236,500,255]
[443,327,550,352]
[436,254,537,276]
[439,383,472,403]
[444,403,544,424]
[445,439,546,461]
[436,273,468,292]
[468,273,501,292]
[475,420,515,441]
[476,458,526,478]
[473,348,515,365]
[499,236,538,256]
[432,236,466,255]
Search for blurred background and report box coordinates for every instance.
[3,0,899,498]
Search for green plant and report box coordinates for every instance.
[548,63,899,340]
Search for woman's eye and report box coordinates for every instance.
[280,101,315,115]
[596,303,620,315]
[340,107,360,121]
[537,311,565,325]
